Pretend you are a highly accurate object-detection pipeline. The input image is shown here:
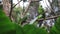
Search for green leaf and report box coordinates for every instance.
[0,6,16,34]
[23,24,47,34]
[55,17,60,30]
[16,25,24,34]
[38,6,44,14]
[50,26,60,34]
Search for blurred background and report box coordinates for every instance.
[0,0,60,34]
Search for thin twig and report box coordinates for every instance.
[13,0,22,8]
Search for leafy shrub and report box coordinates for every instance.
[55,17,60,30]
[23,24,47,34]
[50,26,60,34]
[50,17,60,34]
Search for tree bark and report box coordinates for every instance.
[2,0,11,16]
[9,0,13,20]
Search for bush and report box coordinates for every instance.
[23,24,47,34]
[55,17,60,30]
[50,17,60,34]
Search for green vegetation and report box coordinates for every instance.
[0,5,16,34]
[49,17,60,34]
[0,4,60,34]
[23,24,47,34]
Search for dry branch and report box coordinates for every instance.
[37,15,60,21]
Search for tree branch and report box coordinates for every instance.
[9,0,13,21]
[13,0,22,8]
[37,15,60,21]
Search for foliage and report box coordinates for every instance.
[49,17,60,34]
[0,8,47,34]
[16,24,24,34]
[38,5,45,19]
[23,24,47,34]
[55,17,60,30]
[0,6,47,34]
[49,26,60,34]
[1,3,60,34]
[0,5,16,34]
[12,7,23,23]
[18,16,27,25]
[38,6,44,14]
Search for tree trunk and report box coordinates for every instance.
[2,0,11,16]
